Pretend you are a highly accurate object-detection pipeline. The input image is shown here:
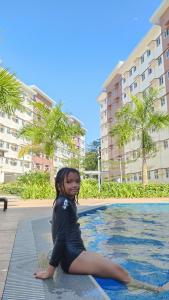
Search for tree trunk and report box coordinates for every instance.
[142,152,148,186]
[50,158,55,187]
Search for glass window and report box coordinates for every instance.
[158,56,162,66]
[159,76,164,86]
[147,49,151,57]
[164,140,168,149]
[161,97,165,106]
[156,37,160,47]
[0,125,5,133]
[141,55,144,64]
[166,168,169,178]
[142,73,145,81]
[0,111,5,117]
[134,82,137,88]
[154,170,158,179]
[134,174,137,181]
[166,49,169,59]
[164,28,169,38]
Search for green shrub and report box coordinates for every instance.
[80,181,169,199]
[0,182,22,195]
[79,179,99,198]
[17,171,50,185]
[1,170,169,199]
[20,183,55,199]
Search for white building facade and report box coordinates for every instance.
[0,81,85,183]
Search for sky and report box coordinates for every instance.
[0,0,163,145]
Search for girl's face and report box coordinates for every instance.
[60,172,80,199]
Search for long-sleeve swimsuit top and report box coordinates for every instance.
[49,195,86,272]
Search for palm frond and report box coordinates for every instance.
[0,68,24,113]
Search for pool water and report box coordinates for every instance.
[79,204,169,300]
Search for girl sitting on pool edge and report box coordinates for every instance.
[34,167,169,292]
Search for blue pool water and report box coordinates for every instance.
[79,204,169,300]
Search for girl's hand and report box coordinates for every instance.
[34,270,53,280]
[34,265,55,279]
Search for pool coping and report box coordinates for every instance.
[2,205,111,300]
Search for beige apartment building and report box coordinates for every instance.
[0,80,85,183]
[98,0,169,183]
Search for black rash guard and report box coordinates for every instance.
[49,195,86,273]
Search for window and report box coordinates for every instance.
[0,125,5,133]
[164,28,169,38]
[159,75,164,86]
[130,85,133,92]
[166,168,169,178]
[0,111,5,117]
[134,174,137,181]
[122,77,126,84]
[148,171,151,180]
[161,97,165,106]
[26,109,32,116]
[134,82,137,89]
[10,160,17,166]
[142,73,145,81]
[138,172,142,180]
[158,56,162,66]
[156,37,161,47]
[11,144,18,151]
[35,163,41,170]
[148,68,152,75]
[141,55,144,64]
[164,140,168,149]
[154,170,158,179]
[12,117,19,123]
[147,49,151,57]
[123,93,126,99]
[166,49,169,59]
[24,162,30,168]
[133,66,136,72]
[167,71,169,79]
[129,69,132,77]
[11,130,18,137]
[0,140,4,148]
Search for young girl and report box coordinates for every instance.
[34,167,169,293]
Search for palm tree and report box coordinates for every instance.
[110,87,169,186]
[0,68,23,113]
[18,101,85,185]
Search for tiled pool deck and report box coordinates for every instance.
[1,197,169,299]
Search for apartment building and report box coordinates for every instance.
[0,82,35,183]
[98,0,169,183]
[30,85,54,172]
[0,81,85,183]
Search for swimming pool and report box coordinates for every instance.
[79,204,169,300]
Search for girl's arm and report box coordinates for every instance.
[34,199,70,280]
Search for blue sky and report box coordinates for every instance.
[0,0,162,145]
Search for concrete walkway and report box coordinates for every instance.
[1,196,169,299]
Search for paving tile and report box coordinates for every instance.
[0,260,9,270]
[0,270,7,282]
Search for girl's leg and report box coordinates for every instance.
[68,251,163,292]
